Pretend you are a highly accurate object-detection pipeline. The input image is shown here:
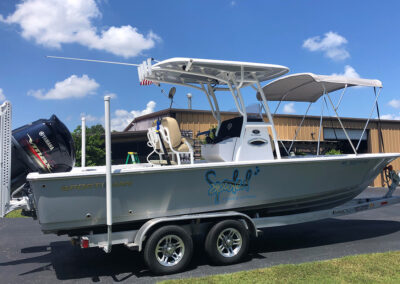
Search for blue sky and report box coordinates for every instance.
[1,0,400,131]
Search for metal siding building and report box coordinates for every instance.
[123,108,400,187]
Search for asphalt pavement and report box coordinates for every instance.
[1,187,400,283]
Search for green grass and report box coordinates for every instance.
[5,209,25,218]
[160,251,400,284]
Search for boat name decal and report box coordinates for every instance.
[205,167,259,204]
[61,181,132,191]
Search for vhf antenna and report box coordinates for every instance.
[168,87,176,109]
[46,55,140,66]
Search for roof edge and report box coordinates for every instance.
[123,108,400,132]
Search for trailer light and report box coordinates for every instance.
[81,238,89,248]
[381,201,388,206]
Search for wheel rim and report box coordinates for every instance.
[155,234,185,267]
[216,228,242,258]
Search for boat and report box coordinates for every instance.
[5,57,396,235]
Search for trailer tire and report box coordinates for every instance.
[205,219,249,265]
[143,225,193,275]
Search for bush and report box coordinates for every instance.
[325,149,342,155]
[72,124,105,166]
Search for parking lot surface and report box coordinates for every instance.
[1,187,400,283]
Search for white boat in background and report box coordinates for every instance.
[1,57,399,274]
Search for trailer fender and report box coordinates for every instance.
[134,211,257,251]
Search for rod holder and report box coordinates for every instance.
[104,96,112,252]
[187,93,192,109]
[81,117,86,168]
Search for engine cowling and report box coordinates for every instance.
[11,115,75,192]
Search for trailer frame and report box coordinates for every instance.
[79,191,400,252]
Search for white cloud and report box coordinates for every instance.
[0,0,160,58]
[0,88,6,102]
[230,1,237,6]
[332,65,360,78]
[303,31,350,60]
[283,102,296,114]
[79,113,101,125]
[111,101,156,131]
[388,99,400,109]
[381,113,400,120]
[84,114,99,122]
[28,74,99,100]
[106,93,117,99]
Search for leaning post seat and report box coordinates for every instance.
[146,117,194,165]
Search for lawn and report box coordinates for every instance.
[5,209,25,218]
[160,251,400,284]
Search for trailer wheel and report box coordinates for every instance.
[205,219,249,265]
[143,225,193,275]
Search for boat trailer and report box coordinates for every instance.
[1,98,400,275]
[78,183,400,251]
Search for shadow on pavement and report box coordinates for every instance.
[252,218,400,254]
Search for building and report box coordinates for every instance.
[113,108,400,187]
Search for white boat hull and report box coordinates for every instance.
[27,153,399,233]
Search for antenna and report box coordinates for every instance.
[168,87,176,109]
[46,56,140,67]
[187,93,192,109]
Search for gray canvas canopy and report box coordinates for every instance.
[145,57,289,86]
[257,73,383,102]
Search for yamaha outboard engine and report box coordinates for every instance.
[11,115,75,193]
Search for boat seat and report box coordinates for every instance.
[147,117,194,165]
[149,159,177,165]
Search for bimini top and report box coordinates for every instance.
[257,73,383,102]
[138,57,289,87]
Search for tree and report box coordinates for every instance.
[72,124,105,166]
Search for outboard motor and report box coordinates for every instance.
[11,115,75,193]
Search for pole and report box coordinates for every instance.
[253,79,282,159]
[81,117,86,168]
[187,93,192,109]
[104,96,112,253]
[326,92,358,154]
[288,102,312,154]
[317,98,324,156]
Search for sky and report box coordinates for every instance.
[1,0,400,131]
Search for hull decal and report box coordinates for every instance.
[206,166,260,204]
